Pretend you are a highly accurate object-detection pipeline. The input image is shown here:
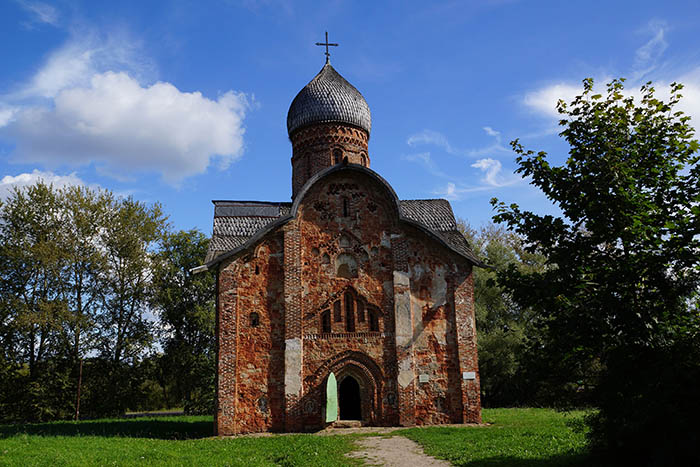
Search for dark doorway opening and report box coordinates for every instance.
[338,376,362,420]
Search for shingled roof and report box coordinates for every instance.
[205,198,482,266]
[287,63,371,136]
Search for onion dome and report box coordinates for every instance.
[287,63,371,137]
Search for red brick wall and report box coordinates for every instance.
[215,168,480,434]
[216,235,286,434]
[403,230,481,424]
[290,123,370,198]
[296,170,398,429]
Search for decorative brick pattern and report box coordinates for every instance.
[214,167,481,434]
[212,64,480,434]
[291,123,370,198]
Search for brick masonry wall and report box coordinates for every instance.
[403,229,481,424]
[296,170,398,430]
[290,123,370,198]
[455,271,482,423]
[214,167,480,433]
[216,235,286,435]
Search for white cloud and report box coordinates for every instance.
[10,30,155,101]
[523,71,700,127]
[0,169,85,199]
[431,158,522,201]
[0,106,17,127]
[407,127,508,158]
[521,20,700,126]
[483,126,500,137]
[23,45,94,99]
[407,130,456,154]
[633,20,668,80]
[2,71,248,182]
[432,181,491,200]
[437,182,459,201]
[471,158,521,188]
[17,1,59,26]
[472,158,502,186]
[523,82,583,118]
[0,31,248,183]
[402,152,451,179]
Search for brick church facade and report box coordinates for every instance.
[198,58,483,435]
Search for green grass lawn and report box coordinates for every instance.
[0,409,590,466]
[398,408,591,466]
[0,416,359,466]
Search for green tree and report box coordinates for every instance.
[0,183,66,379]
[92,196,167,415]
[0,182,174,421]
[151,229,215,414]
[460,222,561,407]
[58,186,112,364]
[96,197,166,365]
[492,79,700,463]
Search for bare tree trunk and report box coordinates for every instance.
[75,358,83,421]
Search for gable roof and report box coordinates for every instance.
[204,195,484,268]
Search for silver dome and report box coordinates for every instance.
[287,63,371,136]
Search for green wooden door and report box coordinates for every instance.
[325,372,338,423]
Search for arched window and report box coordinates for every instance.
[345,291,355,332]
[333,148,342,164]
[360,153,367,166]
[250,312,260,327]
[321,310,331,333]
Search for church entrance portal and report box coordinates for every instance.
[338,375,362,420]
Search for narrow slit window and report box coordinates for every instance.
[345,292,355,332]
[255,265,259,275]
[368,308,379,332]
[333,148,342,164]
[333,300,342,322]
[343,198,349,217]
[321,310,331,333]
[250,312,260,327]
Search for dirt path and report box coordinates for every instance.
[347,436,450,466]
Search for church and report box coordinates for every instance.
[196,44,484,435]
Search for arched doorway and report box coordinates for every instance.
[316,352,384,426]
[338,375,362,420]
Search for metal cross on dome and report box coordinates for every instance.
[315,31,338,64]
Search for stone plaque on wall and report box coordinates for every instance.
[463,371,476,380]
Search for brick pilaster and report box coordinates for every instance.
[391,233,416,426]
[283,225,303,431]
[454,271,482,423]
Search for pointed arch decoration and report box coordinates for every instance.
[310,286,383,336]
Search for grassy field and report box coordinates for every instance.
[0,408,590,466]
[0,416,359,466]
[399,408,591,466]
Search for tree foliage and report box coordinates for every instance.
[461,222,592,407]
[151,230,215,414]
[0,182,206,421]
[492,79,700,464]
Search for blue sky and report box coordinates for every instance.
[1,0,699,234]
